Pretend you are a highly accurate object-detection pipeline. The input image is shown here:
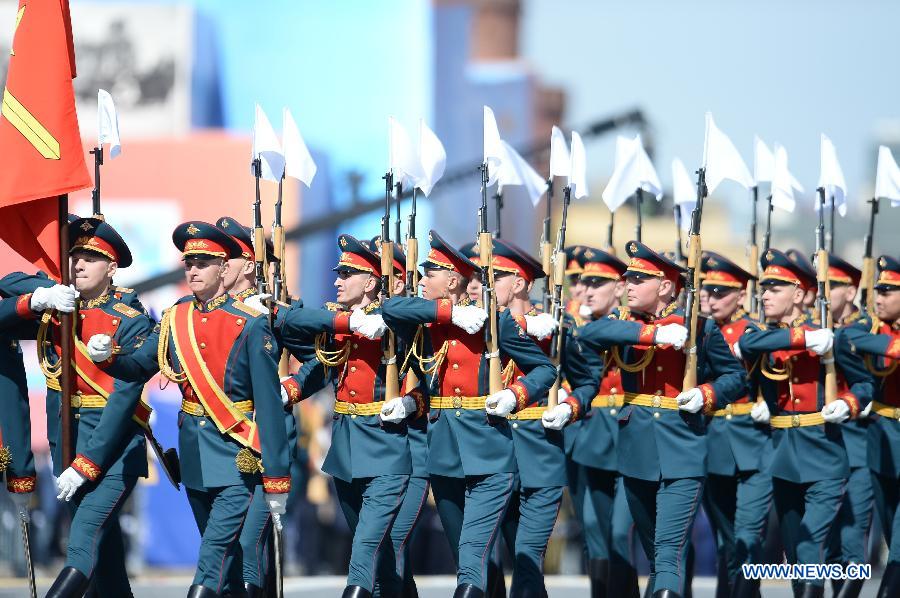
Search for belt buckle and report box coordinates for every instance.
[651,395,661,408]
[791,414,801,428]
[893,408,900,420]
[607,394,616,407]
[452,396,462,409]
[725,404,733,414]
[71,396,81,408]
[348,403,359,416]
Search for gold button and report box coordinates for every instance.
[79,313,86,319]
[353,343,359,349]
[451,340,458,346]
[349,390,357,397]
[111,319,119,326]
[725,414,732,420]
[652,396,661,408]
[74,413,80,420]
[726,327,733,335]
[655,390,663,395]
[610,387,617,394]
[454,387,461,395]
[657,366,663,372]
[200,342,207,349]
[792,377,799,383]
[350,366,357,373]
[236,318,243,325]
[610,409,617,415]
[512,423,519,429]
[455,410,461,416]
[794,398,800,404]
[201,317,208,323]
[199,420,206,426]
[653,412,661,419]
[452,363,459,370]
[75,390,82,396]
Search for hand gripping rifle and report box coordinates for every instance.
[682,167,707,390]
[478,163,503,394]
[547,184,572,408]
[859,197,879,317]
[815,187,838,404]
[380,170,401,400]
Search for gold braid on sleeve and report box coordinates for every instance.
[157,309,187,383]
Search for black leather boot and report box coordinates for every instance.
[453,584,485,598]
[609,563,641,598]
[341,586,372,598]
[588,558,609,598]
[400,578,419,598]
[794,582,824,598]
[652,590,682,598]
[730,574,760,598]
[877,562,900,598]
[243,583,264,598]
[186,585,219,598]
[486,560,506,598]
[46,567,90,598]
[835,577,865,598]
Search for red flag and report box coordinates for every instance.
[0,0,91,279]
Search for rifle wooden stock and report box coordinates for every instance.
[748,243,759,314]
[815,247,837,404]
[861,255,875,317]
[547,249,567,408]
[682,232,702,390]
[479,231,502,394]
[406,236,419,289]
[381,240,400,400]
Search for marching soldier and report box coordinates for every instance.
[564,245,591,323]
[699,252,772,598]
[6,218,155,598]
[837,255,900,598]
[278,234,415,598]
[382,230,556,598]
[564,247,642,598]
[574,241,748,598]
[822,255,874,598]
[85,221,291,598]
[738,249,871,598]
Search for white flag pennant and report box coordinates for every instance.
[282,108,316,188]
[671,158,696,231]
[497,140,546,207]
[703,113,753,194]
[753,136,804,191]
[549,125,570,179]
[416,119,446,197]
[97,89,121,158]
[483,105,504,186]
[601,135,661,212]
[251,104,285,182]
[875,145,900,207]
[388,117,423,190]
[817,133,848,216]
[771,144,796,213]
[568,131,589,200]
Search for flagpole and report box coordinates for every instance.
[58,194,75,467]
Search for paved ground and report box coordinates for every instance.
[0,575,883,597]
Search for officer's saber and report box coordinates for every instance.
[860,197,879,316]
[815,187,838,404]
[682,166,707,391]
[20,511,35,598]
[478,161,503,394]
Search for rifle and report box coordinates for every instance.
[540,178,554,312]
[606,211,616,256]
[89,146,104,220]
[673,205,685,264]
[547,184,572,408]
[748,185,760,315]
[380,170,400,400]
[478,163,503,395]
[272,177,285,303]
[682,168,707,390]
[251,158,269,295]
[634,187,643,242]
[406,188,419,294]
[815,186,838,404]
[756,193,774,324]
[494,189,503,238]
[860,197,879,316]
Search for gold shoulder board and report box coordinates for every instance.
[113,303,140,318]
[232,301,263,318]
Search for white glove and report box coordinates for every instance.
[805,329,834,355]
[821,400,850,424]
[56,467,87,502]
[860,401,873,418]
[485,389,517,417]
[349,309,387,339]
[451,305,488,334]
[579,304,592,319]
[380,394,418,423]
[30,284,78,313]
[676,387,704,413]
[243,293,271,315]
[8,492,31,523]
[524,313,558,340]
[750,400,770,424]
[542,403,573,430]
[654,324,688,350]
[266,492,288,531]
[279,376,291,407]
[732,342,742,361]
[557,387,570,403]
[86,334,113,362]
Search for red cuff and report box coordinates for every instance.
[839,394,861,419]
[262,476,291,494]
[789,328,806,349]
[408,388,426,419]
[508,381,530,411]
[887,338,900,359]
[333,311,351,335]
[436,299,453,324]
[7,476,35,493]
[699,384,717,414]
[71,454,101,482]
[640,324,657,345]
[16,294,37,319]
[282,377,302,405]
[562,396,581,422]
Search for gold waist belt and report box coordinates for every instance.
[770,412,825,428]
[181,399,254,417]
[507,406,547,420]
[872,401,900,420]
[623,392,679,410]
[711,402,754,417]
[334,400,385,416]
[591,394,624,408]
[431,396,488,410]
